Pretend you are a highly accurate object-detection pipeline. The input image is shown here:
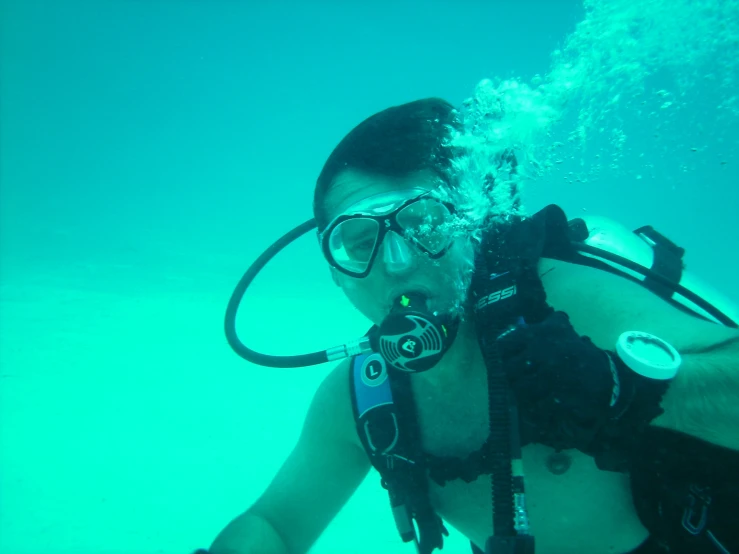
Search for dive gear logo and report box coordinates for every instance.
[361,354,387,387]
[399,336,422,358]
[476,284,517,310]
[378,315,444,372]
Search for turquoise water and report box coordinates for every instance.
[1,1,737,553]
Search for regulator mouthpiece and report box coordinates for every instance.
[372,292,458,373]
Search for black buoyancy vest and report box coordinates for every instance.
[349,204,574,554]
[348,203,738,554]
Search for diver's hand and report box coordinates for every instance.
[496,310,634,452]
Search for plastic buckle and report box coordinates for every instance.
[681,486,711,535]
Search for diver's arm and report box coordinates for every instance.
[652,336,739,451]
[209,511,290,554]
[537,255,739,452]
[208,359,371,554]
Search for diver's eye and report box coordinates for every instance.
[354,239,375,252]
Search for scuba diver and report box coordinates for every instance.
[196,98,739,554]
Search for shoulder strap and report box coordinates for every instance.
[350,352,448,554]
[470,213,549,554]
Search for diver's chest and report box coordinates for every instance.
[409,378,648,553]
[410,375,625,498]
[411,374,491,457]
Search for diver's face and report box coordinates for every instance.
[321,169,475,325]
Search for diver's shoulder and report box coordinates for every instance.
[538,211,651,280]
[535,213,644,338]
[566,211,654,264]
[310,357,362,449]
[577,213,653,259]
[313,357,352,412]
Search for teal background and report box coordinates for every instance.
[1,1,736,553]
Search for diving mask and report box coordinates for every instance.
[319,188,457,278]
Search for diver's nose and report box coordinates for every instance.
[383,231,415,274]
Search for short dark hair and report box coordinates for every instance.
[312,98,463,232]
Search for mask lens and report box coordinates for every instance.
[396,199,452,254]
[328,217,380,274]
